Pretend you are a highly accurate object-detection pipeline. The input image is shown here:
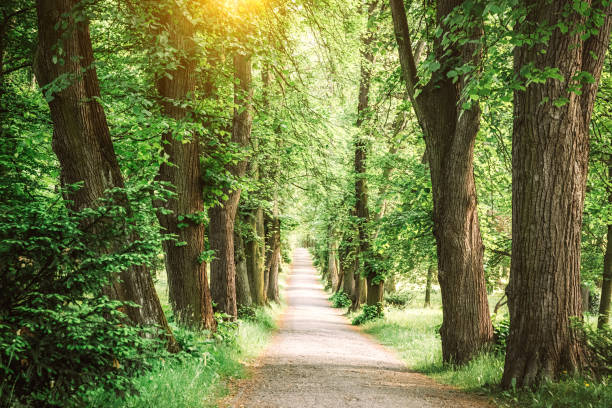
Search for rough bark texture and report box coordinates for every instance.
[246,207,266,305]
[598,162,612,329]
[234,227,252,308]
[209,53,252,318]
[424,264,435,308]
[265,212,281,303]
[502,0,612,387]
[390,0,493,364]
[339,237,356,296]
[354,0,384,307]
[150,7,216,331]
[35,0,177,350]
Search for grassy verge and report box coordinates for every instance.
[361,305,611,408]
[84,269,288,408]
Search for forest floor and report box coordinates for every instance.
[221,248,493,408]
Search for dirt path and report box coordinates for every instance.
[223,248,492,408]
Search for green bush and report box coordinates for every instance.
[573,320,612,377]
[384,291,414,307]
[0,180,168,406]
[329,291,351,308]
[352,303,384,325]
[493,317,510,353]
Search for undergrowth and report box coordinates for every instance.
[329,291,351,308]
[363,307,611,408]
[83,302,283,408]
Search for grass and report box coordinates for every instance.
[360,295,611,408]
[83,267,288,408]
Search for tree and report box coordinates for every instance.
[149,2,216,330]
[389,0,493,363]
[34,0,177,350]
[502,0,612,387]
[209,52,253,318]
[354,0,384,307]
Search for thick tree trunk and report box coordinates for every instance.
[354,0,384,307]
[209,53,252,319]
[265,213,281,303]
[328,238,339,292]
[234,227,252,308]
[598,162,612,329]
[34,0,178,351]
[339,238,355,296]
[245,207,266,305]
[390,0,493,364]
[152,7,215,331]
[424,264,434,307]
[502,0,611,387]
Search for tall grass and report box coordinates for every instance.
[363,304,611,408]
[84,270,287,408]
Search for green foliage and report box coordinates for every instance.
[0,185,168,407]
[573,320,612,377]
[352,303,384,325]
[492,317,510,354]
[384,291,414,307]
[83,303,282,408]
[329,291,351,308]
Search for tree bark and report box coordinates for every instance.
[245,207,266,305]
[598,161,612,329]
[234,226,252,308]
[265,212,281,303]
[151,6,216,331]
[424,264,435,308]
[390,0,493,364]
[502,0,612,387]
[34,0,178,351]
[209,53,252,319]
[354,0,384,307]
[339,237,355,296]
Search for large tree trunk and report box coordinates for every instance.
[265,212,281,303]
[598,162,612,329]
[390,0,493,364]
[234,227,252,308]
[209,53,252,319]
[151,6,216,331]
[502,0,612,387]
[35,0,178,351]
[354,0,384,307]
[245,207,266,305]
[339,237,355,296]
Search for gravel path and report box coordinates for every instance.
[224,248,493,408]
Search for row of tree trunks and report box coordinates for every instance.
[151,4,216,331]
[208,53,253,319]
[502,0,612,387]
[390,0,493,364]
[34,0,178,350]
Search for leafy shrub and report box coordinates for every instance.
[384,291,414,307]
[212,313,239,346]
[237,305,258,321]
[493,317,510,353]
[573,320,612,377]
[329,291,351,308]
[0,178,167,406]
[352,303,384,325]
